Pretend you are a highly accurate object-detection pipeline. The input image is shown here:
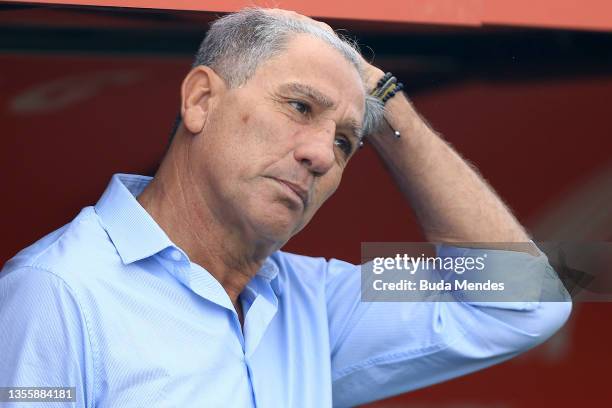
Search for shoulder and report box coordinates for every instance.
[1,206,118,289]
[272,250,327,271]
[270,250,359,292]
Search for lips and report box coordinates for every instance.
[269,177,309,206]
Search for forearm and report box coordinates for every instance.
[369,91,532,247]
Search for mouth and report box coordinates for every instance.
[268,177,308,207]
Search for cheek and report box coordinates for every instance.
[207,109,261,161]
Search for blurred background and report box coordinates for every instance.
[1,0,611,406]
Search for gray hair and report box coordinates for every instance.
[191,8,384,136]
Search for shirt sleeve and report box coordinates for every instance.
[0,266,94,408]
[326,245,572,407]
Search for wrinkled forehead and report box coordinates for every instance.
[256,33,367,119]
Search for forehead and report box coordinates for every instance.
[278,81,364,138]
[249,34,366,120]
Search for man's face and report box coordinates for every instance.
[190,34,365,245]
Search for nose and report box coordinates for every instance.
[293,122,335,175]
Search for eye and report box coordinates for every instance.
[334,135,353,157]
[289,100,311,115]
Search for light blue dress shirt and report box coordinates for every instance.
[0,174,571,407]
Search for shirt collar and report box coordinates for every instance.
[259,255,282,296]
[94,173,283,295]
[94,173,174,264]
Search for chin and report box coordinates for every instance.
[251,205,301,242]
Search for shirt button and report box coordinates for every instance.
[170,250,183,261]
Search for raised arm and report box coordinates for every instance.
[363,63,537,253]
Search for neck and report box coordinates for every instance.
[137,140,275,304]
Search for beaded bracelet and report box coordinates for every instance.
[370,72,403,140]
[371,72,404,106]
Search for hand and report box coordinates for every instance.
[360,59,385,94]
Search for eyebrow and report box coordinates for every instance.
[280,82,335,109]
[279,82,364,141]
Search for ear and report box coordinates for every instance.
[180,65,223,134]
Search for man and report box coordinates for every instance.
[0,8,571,408]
